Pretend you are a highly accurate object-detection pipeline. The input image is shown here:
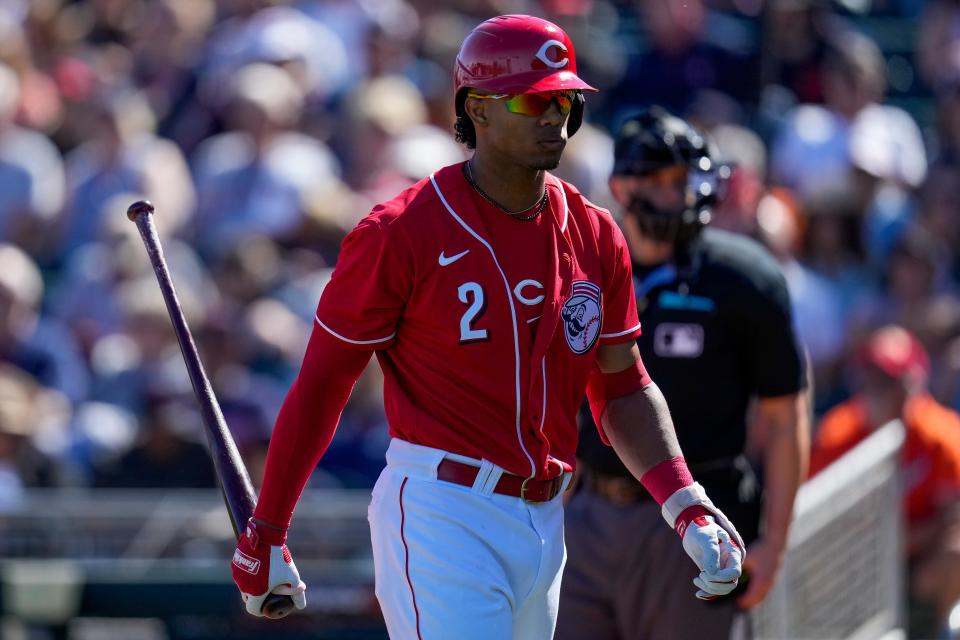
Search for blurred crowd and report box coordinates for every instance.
[0,0,957,515]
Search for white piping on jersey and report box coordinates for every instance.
[556,178,569,232]
[315,315,396,345]
[600,321,642,339]
[546,179,561,434]
[429,173,536,478]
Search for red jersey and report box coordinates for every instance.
[465,180,550,337]
[315,162,642,480]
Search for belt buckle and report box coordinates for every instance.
[520,477,537,503]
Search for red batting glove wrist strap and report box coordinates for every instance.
[674,505,712,538]
[639,456,694,505]
[246,517,287,546]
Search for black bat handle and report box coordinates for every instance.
[127,200,296,619]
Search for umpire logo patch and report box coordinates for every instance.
[654,323,704,358]
[561,281,602,354]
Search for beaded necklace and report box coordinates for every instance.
[463,162,548,222]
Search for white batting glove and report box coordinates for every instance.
[662,483,745,600]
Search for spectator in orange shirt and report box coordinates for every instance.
[810,325,960,637]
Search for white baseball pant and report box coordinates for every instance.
[368,438,570,639]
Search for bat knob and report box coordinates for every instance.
[127,200,155,222]
[262,593,297,619]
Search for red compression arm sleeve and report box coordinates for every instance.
[253,325,372,530]
[584,358,652,445]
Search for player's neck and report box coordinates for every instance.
[632,236,674,266]
[466,154,546,213]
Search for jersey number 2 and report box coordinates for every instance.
[458,282,489,343]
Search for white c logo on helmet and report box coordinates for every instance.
[535,40,569,69]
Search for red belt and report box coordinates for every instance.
[436,459,565,503]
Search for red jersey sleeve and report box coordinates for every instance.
[315,211,414,349]
[254,327,372,530]
[598,213,642,345]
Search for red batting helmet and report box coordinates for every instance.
[454,15,596,136]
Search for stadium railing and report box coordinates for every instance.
[753,419,905,640]
[0,488,382,639]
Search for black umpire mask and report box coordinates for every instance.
[625,185,711,248]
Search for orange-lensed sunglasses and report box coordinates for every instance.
[467,90,579,117]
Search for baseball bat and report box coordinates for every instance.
[127,200,295,619]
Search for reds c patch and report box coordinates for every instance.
[561,281,602,354]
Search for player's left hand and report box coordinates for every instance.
[662,483,745,600]
[677,507,744,600]
[736,536,785,609]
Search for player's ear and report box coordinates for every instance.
[609,176,630,207]
[464,96,489,129]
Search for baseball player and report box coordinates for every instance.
[557,107,808,639]
[230,17,744,638]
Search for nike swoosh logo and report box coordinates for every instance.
[438,249,469,266]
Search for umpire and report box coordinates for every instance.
[557,108,809,639]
